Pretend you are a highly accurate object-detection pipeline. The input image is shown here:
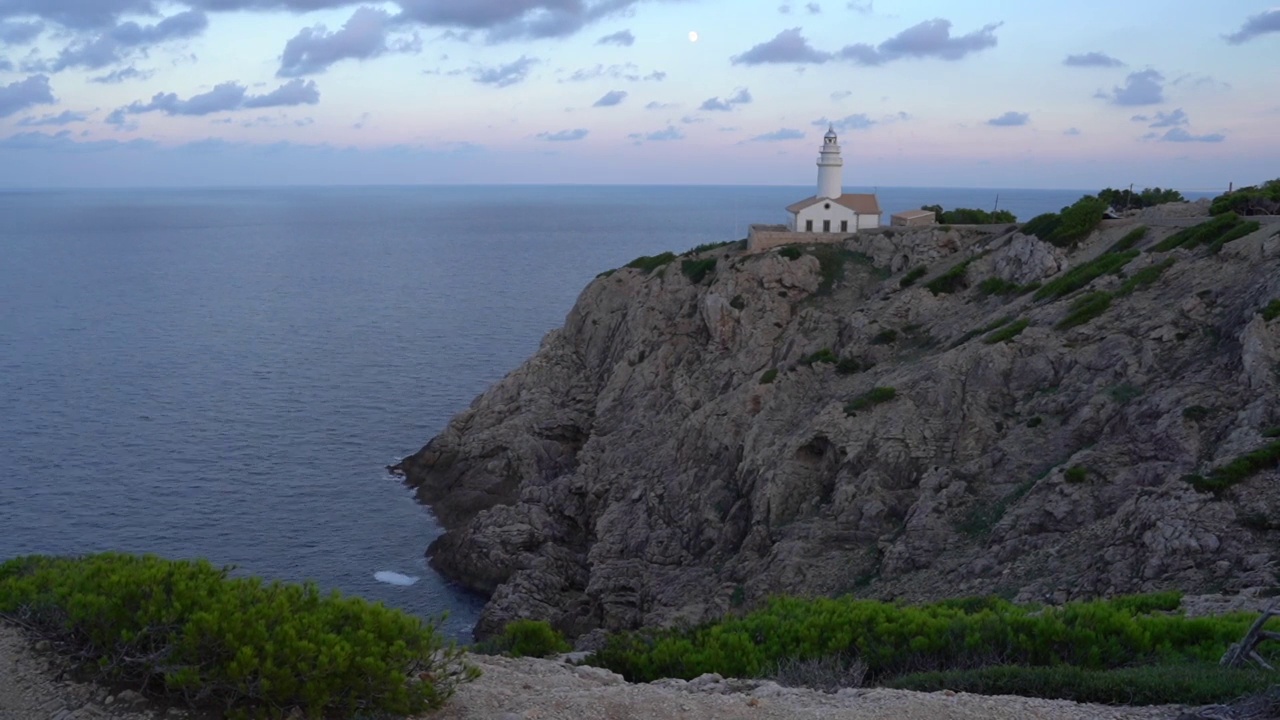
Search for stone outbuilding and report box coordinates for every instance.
[891,209,937,227]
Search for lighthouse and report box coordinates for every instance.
[781,125,881,234]
[817,125,843,199]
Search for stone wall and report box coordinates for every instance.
[746,225,853,254]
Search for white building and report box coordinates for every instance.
[786,127,881,233]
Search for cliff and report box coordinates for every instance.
[395,207,1280,639]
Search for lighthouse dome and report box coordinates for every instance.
[824,125,837,140]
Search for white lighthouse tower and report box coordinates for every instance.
[817,124,843,199]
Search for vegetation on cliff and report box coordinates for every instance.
[587,593,1278,705]
[0,553,476,718]
[919,205,1017,224]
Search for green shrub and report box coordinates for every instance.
[887,664,1275,706]
[1116,259,1175,296]
[1184,440,1280,495]
[801,348,838,365]
[759,369,778,384]
[626,252,677,273]
[1020,213,1061,240]
[925,259,972,295]
[844,387,897,415]
[1105,226,1148,254]
[1098,187,1186,211]
[977,277,1020,296]
[0,553,476,718]
[1047,197,1108,247]
[923,206,1018,225]
[1108,383,1143,405]
[1210,179,1280,216]
[957,478,1036,538]
[1035,250,1138,301]
[681,257,717,283]
[491,620,571,658]
[1064,466,1089,483]
[835,357,864,375]
[778,246,803,260]
[596,269,616,279]
[586,591,1265,686]
[1208,220,1262,253]
[1182,405,1212,421]
[1152,214,1241,252]
[871,329,898,345]
[1260,299,1280,322]
[983,318,1029,344]
[1264,427,1280,439]
[684,240,735,256]
[899,266,928,288]
[1056,291,1113,329]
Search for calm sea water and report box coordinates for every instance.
[0,185,1209,637]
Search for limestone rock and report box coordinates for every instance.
[397,217,1280,638]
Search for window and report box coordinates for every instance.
[823,220,831,232]
[824,203,831,210]
[805,219,813,232]
[841,220,848,232]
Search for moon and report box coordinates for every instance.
[688,30,699,42]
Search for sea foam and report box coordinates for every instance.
[374,571,419,586]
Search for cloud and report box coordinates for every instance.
[0,75,55,118]
[1064,127,1080,136]
[1135,108,1188,128]
[0,129,156,153]
[278,6,421,76]
[16,110,88,126]
[0,0,157,31]
[1153,127,1225,143]
[563,63,664,82]
[45,10,208,72]
[0,20,43,44]
[644,101,675,110]
[243,78,320,107]
[471,56,538,87]
[108,79,319,123]
[847,0,872,12]
[628,125,684,142]
[1063,51,1123,68]
[699,87,751,111]
[90,66,153,84]
[839,18,1001,65]
[1104,69,1164,106]
[0,58,10,72]
[597,29,634,46]
[732,27,831,64]
[830,90,852,101]
[537,128,588,141]
[396,0,649,42]
[593,89,627,107]
[813,113,874,131]
[747,128,804,142]
[987,111,1029,127]
[1225,8,1280,44]
[805,3,820,13]
[811,111,907,131]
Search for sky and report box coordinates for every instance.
[0,0,1277,189]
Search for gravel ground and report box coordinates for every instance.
[430,654,1182,720]
[1,622,1190,720]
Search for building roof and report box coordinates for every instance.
[891,209,936,220]
[786,193,881,215]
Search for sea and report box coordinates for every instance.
[0,185,1213,638]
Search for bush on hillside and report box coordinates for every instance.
[844,387,897,415]
[1210,179,1280,216]
[626,252,677,273]
[924,259,972,295]
[483,620,571,658]
[1097,187,1186,211]
[586,592,1269,686]
[0,553,477,718]
[681,257,717,283]
[1034,251,1138,301]
[1020,196,1108,248]
[921,205,1017,224]
[1153,213,1245,252]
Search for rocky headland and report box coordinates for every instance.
[395,203,1280,640]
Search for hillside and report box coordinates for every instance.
[395,206,1280,639]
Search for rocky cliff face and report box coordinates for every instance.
[395,210,1280,639]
